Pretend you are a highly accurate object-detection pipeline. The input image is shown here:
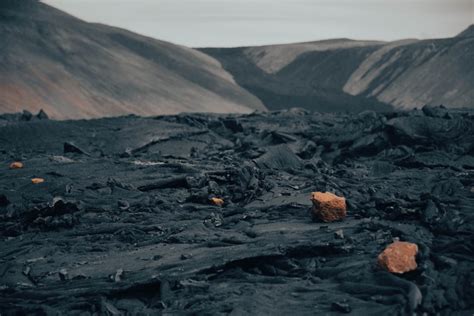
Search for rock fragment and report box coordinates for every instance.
[311,192,347,222]
[204,212,223,227]
[331,302,352,313]
[50,156,75,164]
[110,268,124,282]
[255,145,303,170]
[210,197,224,207]
[64,142,88,155]
[334,229,344,239]
[36,109,49,120]
[138,176,188,191]
[181,253,192,260]
[118,200,130,211]
[21,110,33,121]
[422,105,449,118]
[23,266,31,277]
[58,268,69,281]
[378,241,418,274]
[102,300,122,316]
[31,178,45,184]
[222,118,243,133]
[0,194,10,207]
[9,161,23,169]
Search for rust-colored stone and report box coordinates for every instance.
[310,192,346,222]
[210,197,224,207]
[10,161,23,169]
[378,241,418,274]
[31,178,45,184]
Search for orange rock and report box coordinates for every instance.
[210,197,224,207]
[378,241,418,274]
[9,162,24,169]
[31,178,45,184]
[310,192,346,222]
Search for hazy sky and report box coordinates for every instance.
[43,0,473,47]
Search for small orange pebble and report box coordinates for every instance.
[31,178,45,184]
[310,191,347,222]
[9,162,24,169]
[210,197,224,207]
[378,241,418,274]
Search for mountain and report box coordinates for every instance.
[2,1,471,117]
[202,40,394,113]
[0,0,265,119]
[456,24,474,38]
[203,25,474,111]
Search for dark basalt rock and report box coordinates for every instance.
[254,144,303,170]
[0,194,10,207]
[0,108,473,315]
[20,110,33,121]
[36,109,49,120]
[63,142,88,155]
[422,105,450,118]
[332,301,352,313]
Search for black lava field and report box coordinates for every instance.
[0,106,473,315]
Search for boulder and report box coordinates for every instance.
[378,241,418,274]
[311,192,347,222]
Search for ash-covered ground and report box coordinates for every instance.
[0,107,473,315]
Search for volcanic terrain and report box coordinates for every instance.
[1,106,473,314]
[1,1,474,315]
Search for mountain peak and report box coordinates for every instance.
[456,24,474,38]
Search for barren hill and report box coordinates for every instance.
[0,0,265,119]
[203,26,474,111]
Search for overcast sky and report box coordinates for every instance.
[43,0,474,47]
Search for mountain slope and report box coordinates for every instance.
[203,40,394,113]
[344,34,474,109]
[242,39,386,74]
[0,0,265,119]
[204,26,474,111]
[456,25,474,38]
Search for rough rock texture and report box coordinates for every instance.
[0,107,473,315]
[378,241,419,274]
[311,192,347,222]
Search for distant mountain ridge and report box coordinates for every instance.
[203,25,474,111]
[1,1,472,118]
[456,25,474,38]
[0,0,264,119]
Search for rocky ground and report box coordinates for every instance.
[0,106,473,315]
